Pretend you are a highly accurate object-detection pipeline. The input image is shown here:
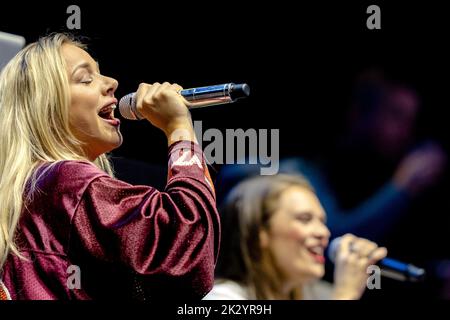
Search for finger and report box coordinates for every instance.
[171,83,193,107]
[355,239,378,258]
[171,83,183,92]
[153,81,173,98]
[336,234,356,260]
[140,82,161,109]
[368,247,388,265]
[135,83,150,107]
[357,256,370,269]
[340,234,355,253]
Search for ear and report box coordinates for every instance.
[259,229,270,249]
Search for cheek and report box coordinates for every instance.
[69,107,97,134]
[270,226,308,258]
[271,223,309,247]
[69,90,100,126]
[287,225,308,244]
[271,227,314,279]
[70,87,100,114]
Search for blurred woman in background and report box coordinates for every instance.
[205,174,386,300]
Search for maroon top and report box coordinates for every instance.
[2,141,220,300]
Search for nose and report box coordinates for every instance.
[102,75,118,96]
[314,221,331,243]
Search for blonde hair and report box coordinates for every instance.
[216,174,314,299]
[0,33,114,270]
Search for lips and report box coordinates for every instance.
[307,246,326,264]
[102,116,121,127]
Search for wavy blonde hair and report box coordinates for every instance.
[0,33,114,270]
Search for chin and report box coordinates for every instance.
[314,269,325,279]
[305,266,325,281]
[105,131,123,151]
[111,138,123,149]
[292,268,324,285]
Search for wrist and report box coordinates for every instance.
[332,288,361,300]
[165,121,198,146]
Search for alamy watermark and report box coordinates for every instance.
[66,5,81,30]
[67,265,81,290]
[366,5,381,30]
[169,121,280,175]
[367,265,381,289]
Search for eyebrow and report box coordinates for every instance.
[294,210,327,222]
[71,61,100,76]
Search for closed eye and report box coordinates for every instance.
[295,212,313,223]
[294,212,327,225]
[81,79,93,84]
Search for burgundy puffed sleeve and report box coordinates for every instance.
[68,141,220,300]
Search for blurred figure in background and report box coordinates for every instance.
[280,71,446,241]
[205,174,387,300]
[216,71,446,243]
[213,70,447,298]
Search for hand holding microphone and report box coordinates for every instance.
[328,234,426,282]
[130,82,197,145]
[118,82,250,145]
[328,234,425,299]
[119,82,250,120]
[328,234,388,299]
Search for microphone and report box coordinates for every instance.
[119,83,250,120]
[327,237,425,282]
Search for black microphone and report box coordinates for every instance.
[118,83,250,120]
[328,237,425,282]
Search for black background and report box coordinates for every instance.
[3,1,448,163]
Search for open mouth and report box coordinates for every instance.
[98,104,120,126]
[98,104,116,120]
[307,246,326,264]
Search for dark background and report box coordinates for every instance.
[2,1,450,299]
[2,2,448,160]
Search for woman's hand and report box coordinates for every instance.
[134,82,197,145]
[332,233,387,300]
[393,142,446,196]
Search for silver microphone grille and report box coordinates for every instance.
[327,237,341,263]
[118,93,141,120]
